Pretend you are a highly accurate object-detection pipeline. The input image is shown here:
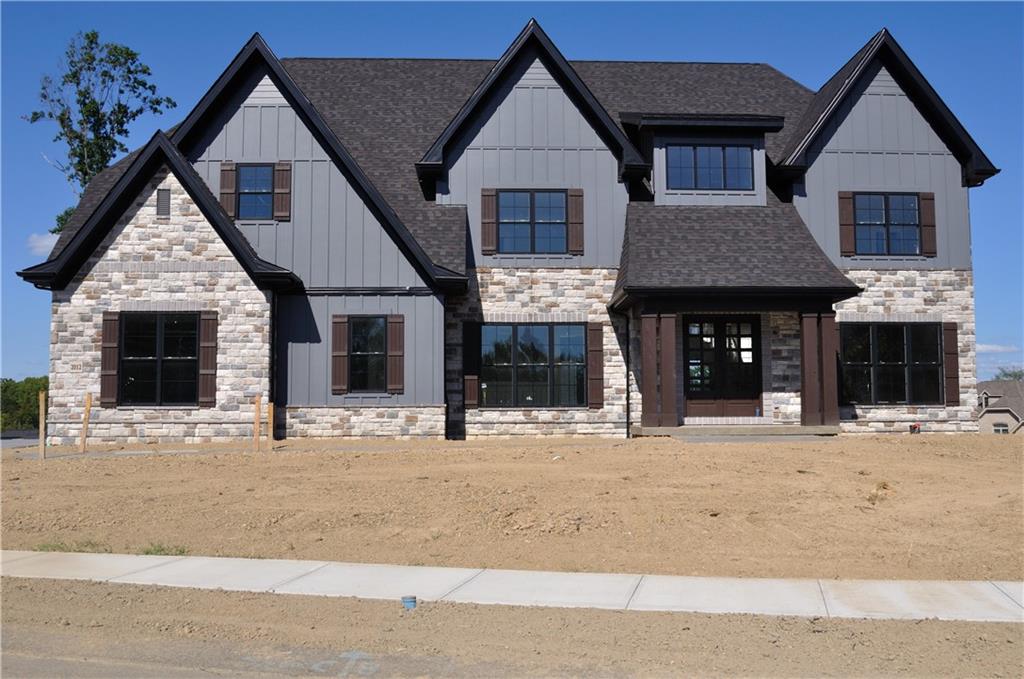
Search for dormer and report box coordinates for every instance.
[621,113,784,206]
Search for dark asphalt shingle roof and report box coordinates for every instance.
[616,193,859,293]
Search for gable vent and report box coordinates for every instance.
[156,188,171,217]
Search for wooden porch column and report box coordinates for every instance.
[819,313,840,426]
[640,314,660,427]
[659,313,677,426]
[800,313,822,426]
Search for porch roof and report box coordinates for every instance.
[611,195,860,311]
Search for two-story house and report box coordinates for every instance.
[19,21,997,443]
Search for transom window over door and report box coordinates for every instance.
[119,313,199,406]
[497,190,567,254]
[839,323,943,405]
[480,324,586,407]
[237,165,274,220]
[854,193,920,255]
[666,145,753,191]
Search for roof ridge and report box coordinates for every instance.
[281,55,782,67]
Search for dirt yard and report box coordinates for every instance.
[3,578,1022,678]
[2,435,1021,580]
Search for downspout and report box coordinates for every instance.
[608,306,632,439]
[268,291,277,441]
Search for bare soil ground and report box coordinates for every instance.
[3,578,1022,678]
[2,435,1021,580]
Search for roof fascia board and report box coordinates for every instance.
[782,30,998,186]
[417,19,648,182]
[169,34,459,291]
[621,113,785,132]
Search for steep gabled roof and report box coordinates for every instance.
[977,380,1024,422]
[779,29,999,187]
[17,132,300,291]
[415,19,648,190]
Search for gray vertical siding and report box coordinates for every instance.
[793,62,971,270]
[437,57,628,267]
[652,134,767,206]
[189,66,428,289]
[277,293,445,406]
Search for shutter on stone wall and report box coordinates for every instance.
[463,322,481,409]
[838,192,855,256]
[481,189,497,255]
[386,315,404,394]
[942,322,960,406]
[100,312,119,407]
[273,162,292,221]
[198,311,218,407]
[586,322,604,409]
[919,192,937,257]
[331,315,349,395]
[219,162,237,218]
[568,189,584,255]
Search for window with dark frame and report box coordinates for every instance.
[497,190,567,254]
[480,324,586,408]
[349,316,387,393]
[237,165,274,220]
[854,193,920,255]
[839,322,943,406]
[666,144,754,191]
[119,313,199,406]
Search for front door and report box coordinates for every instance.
[683,316,763,418]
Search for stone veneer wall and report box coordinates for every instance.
[47,168,271,444]
[445,268,629,437]
[281,406,446,439]
[835,269,977,433]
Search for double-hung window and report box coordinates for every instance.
[480,324,586,407]
[666,145,753,191]
[854,193,920,255]
[349,316,387,392]
[839,323,943,405]
[119,313,199,406]
[497,190,567,254]
[237,165,274,220]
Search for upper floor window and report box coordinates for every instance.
[855,193,919,256]
[839,322,943,406]
[237,165,274,220]
[497,190,567,254]
[480,323,586,408]
[119,313,199,406]
[666,145,753,191]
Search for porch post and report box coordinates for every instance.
[640,314,660,427]
[800,313,822,426]
[819,313,840,426]
[659,314,677,426]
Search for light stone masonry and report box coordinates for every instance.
[282,406,446,439]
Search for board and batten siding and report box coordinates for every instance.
[436,56,628,267]
[793,62,971,270]
[189,68,428,289]
[277,293,445,407]
[652,134,767,207]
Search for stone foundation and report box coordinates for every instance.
[446,268,629,438]
[282,406,446,438]
[46,168,270,445]
[836,269,977,433]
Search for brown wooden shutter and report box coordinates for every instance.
[919,192,937,257]
[942,322,960,406]
[331,315,349,395]
[586,322,604,409]
[838,191,855,256]
[481,189,497,255]
[463,322,481,409]
[386,315,405,394]
[568,189,584,255]
[273,162,292,221]
[100,312,119,407]
[219,163,237,218]
[198,311,218,407]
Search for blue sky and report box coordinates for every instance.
[2,2,1021,380]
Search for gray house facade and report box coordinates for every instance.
[19,21,997,443]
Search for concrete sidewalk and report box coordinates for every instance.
[2,550,1021,623]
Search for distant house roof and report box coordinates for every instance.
[977,380,1024,423]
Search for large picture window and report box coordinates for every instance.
[497,190,567,254]
[237,164,274,220]
[854,193,920,255]
[119,313,199,406]
[839,323,943,405]
[666,144,753,191]
[349,316,387,392]
[480,324,586,407]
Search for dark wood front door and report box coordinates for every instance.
[683,316,763,418]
